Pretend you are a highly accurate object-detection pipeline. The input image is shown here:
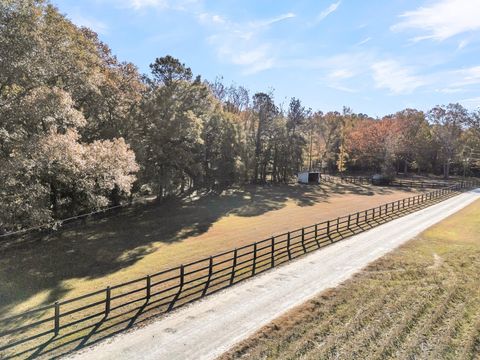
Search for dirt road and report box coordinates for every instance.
[68,189,480,360]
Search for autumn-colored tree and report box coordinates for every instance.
[346,118,393,172]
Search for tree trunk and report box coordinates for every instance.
[50,182,58,218]
[110,186,121,206]
[443,160,450,179]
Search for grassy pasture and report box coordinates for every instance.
[221,198,480,360]
[0,182,422,358]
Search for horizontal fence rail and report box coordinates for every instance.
[0,180,478,359]
[0,176,458,240]
[322,174,463,189]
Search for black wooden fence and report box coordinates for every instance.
[324,174,463,189]
[0,181,478,359]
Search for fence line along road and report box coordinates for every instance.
[0,180,478,359]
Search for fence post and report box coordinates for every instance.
[287,232,292,260]
[347,215,351,229]
[105,286,111,316]
[252,244,257,276]
[301,228,306,253]
[168,265,184,311]
[146,275,151,301]
[314,224,320,248]
[180,265,185,287]
[271,237,275,268]
[327,220,330,236]
[54,301,60,335]
[230,248,237,285]
[336,218,340,232]
[356,212,360,225]
[203,256,213,296]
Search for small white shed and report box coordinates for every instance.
[297,171,321,184]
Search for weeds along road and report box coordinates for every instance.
[68,189,480,360]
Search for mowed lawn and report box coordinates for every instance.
[0,182,419,318]
[221,198,480,360]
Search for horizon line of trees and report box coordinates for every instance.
[1,0,480,232]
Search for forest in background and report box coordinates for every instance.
[1,0,480,232]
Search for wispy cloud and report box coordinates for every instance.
[329,69,355,80]
[457,39,469,50]
[279,51,376,93]
[315,1,341,24]
[435,87,465,94]
[356,37,372,46]
[328,84,357,93]
[451,65,480,86]
[371,60,425,94]
[391,0,480,41]
[197,13,226,25]
[198,12,295,74]
[68,13,109,34]
[402,64,480,95]
[128,0,168,9]
[250,12,296,28]
[122,0,200,11]
[459,96,480,109]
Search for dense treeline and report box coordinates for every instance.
[1,0,479,232]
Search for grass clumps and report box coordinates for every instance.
[221,199,480,360]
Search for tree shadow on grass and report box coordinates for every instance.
[0,191,447,360]
[0,182,401,315]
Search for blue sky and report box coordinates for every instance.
[53,0,480,116]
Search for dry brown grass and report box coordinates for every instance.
[220,198,480,360]
[0,183,418,317]
[0,182,422,359]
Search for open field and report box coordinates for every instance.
[0,182,420,317]
[220,198,480,360]
[0,182,429,359]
